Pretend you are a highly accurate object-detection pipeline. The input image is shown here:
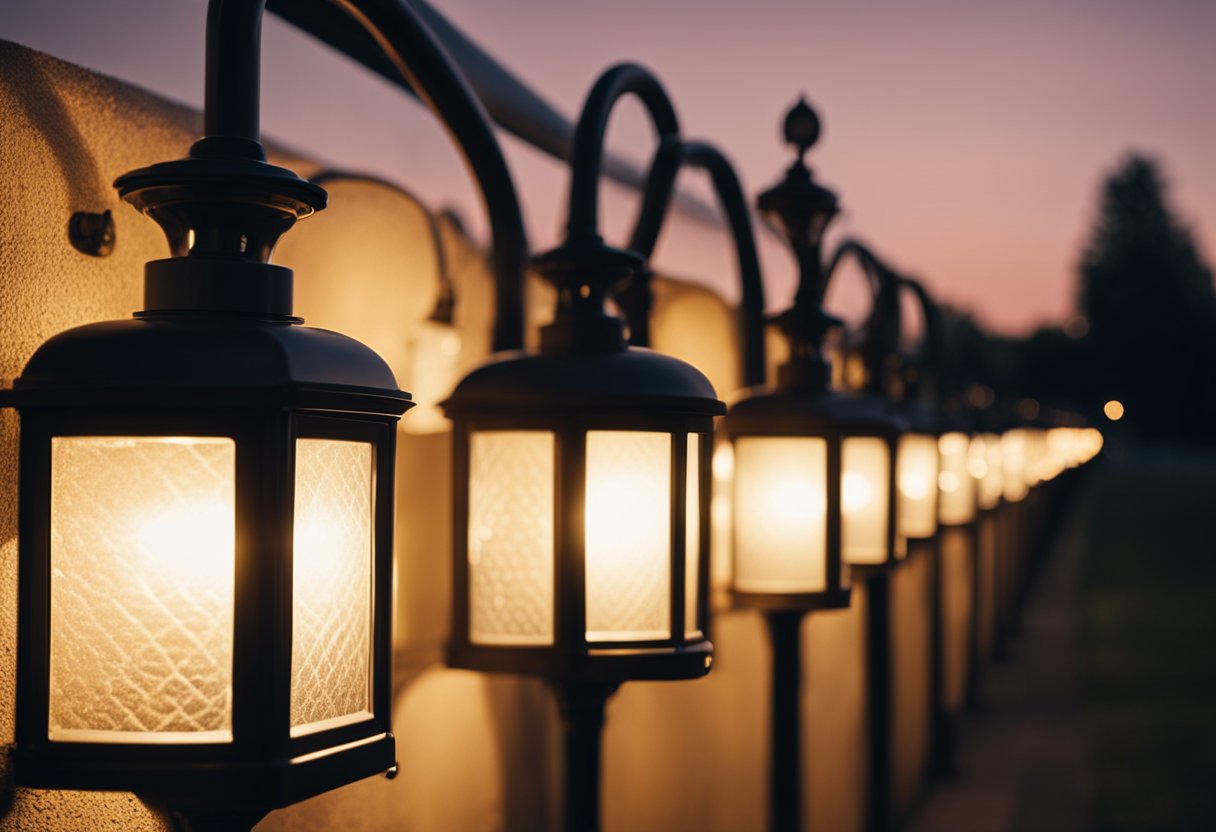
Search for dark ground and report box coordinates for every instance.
[907,446,1216,832]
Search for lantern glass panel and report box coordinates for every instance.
[467,430,556,646]
[896,433,938,540]
[975,433,1004,510]
[584,431,671,642]
[939,432,977,524]
[290,438,374,736]
[685,433,701,638]
[733,437,828,592]
[842,436,890,564]
[49,436,235,744]
[1001,430,1029,502]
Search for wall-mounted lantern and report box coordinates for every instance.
[723,100,905,832]
[4,72,408,832]
[444,63,723,832]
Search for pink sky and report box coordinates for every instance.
[3,0,1212,335]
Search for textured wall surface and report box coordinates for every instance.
[0,39,879,831]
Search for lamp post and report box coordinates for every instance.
[0,0,536,828]
[444,63,724,832]
[720,99,905,832]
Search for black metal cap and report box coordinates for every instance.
[113,138,327,318]
[530,236,643,355]
[726,388,906,437]
[443,347,724,418]
[6,316,411,416]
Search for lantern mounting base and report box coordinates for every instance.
[166,808,267,832]
[447,638,714,683]
[552,680,619,832]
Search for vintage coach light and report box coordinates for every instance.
[5,123,408,829]
[444,62,723,832]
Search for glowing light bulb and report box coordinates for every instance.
[136,497,234,588]
[733,437,828,592]
[939,470,960,493]
[584,431,671,642]
[842,472,873,513]
[899,472,930,501]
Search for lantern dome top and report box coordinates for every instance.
[726,389,906,436]
[7,315,410,415]
[443,347,724,417]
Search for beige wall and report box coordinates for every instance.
[0,40,880,832]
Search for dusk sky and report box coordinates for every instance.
[3,0,1212,335]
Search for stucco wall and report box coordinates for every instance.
[0,40,881,831]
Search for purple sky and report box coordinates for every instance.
[3,0,1212,335]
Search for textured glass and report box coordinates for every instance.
[685,434,701,638]
[291,439,374,736]
[897,434,939,540]
[842,437,891,564]
[734,437,828,592]
[49,436,235,744]
[938,432,977,525]
[585,431,671,642]
[468,431,555,645]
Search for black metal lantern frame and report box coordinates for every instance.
[445,358,719,683]
[10,381,402,822]
[444,63,723,687]
[444,63,724,832]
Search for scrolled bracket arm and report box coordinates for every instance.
[625,140,767,388]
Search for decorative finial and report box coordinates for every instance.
[783,96,820,163]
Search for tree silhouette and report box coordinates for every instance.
[1078,155,1216,443]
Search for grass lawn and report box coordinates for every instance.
[1077,448,1216,831]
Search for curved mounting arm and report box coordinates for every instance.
[201,0,526,351]
[899,275,943,402]
[564,63,680,244]
[825,238,902,397]
[532,63,680,354]
[626,140,767,388]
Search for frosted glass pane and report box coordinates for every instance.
[938,432,977,525]
[843,437,891,565]
[291,439,373,736]
[468,431,555,645]
[897,434,939,540]
[50,436,235,744]
[685,434,701,638]
[734,437,827,593]
[585,431,671,642]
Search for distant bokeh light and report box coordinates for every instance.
[1104,400,1125,421]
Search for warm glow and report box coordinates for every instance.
[896,433,939,540]
[1103,399,1125,421]
[976,433,1004,510]
[685,434,702,638]
[709,441,734,588]
[291,439,374,736]
[842,437,890,565]
[733,437,828,593]
[467,431,555,646]
[938,431,977,525]
[585,431,671,642]
[49,436,235,744]
[1000,429,1030,502]
[403,319,462,434]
